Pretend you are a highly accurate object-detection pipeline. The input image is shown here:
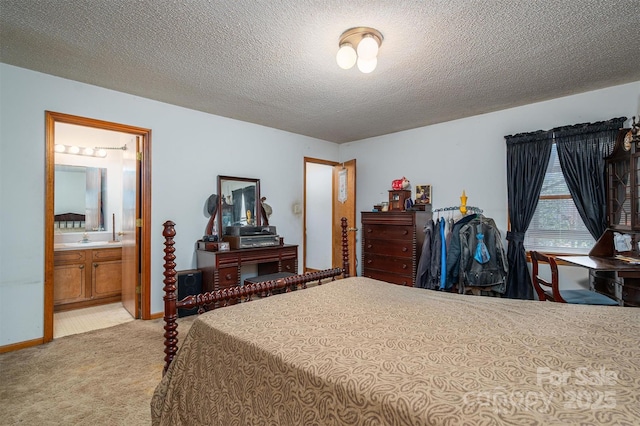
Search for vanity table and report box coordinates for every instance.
[196,245,298,297]
[196,175,296,303]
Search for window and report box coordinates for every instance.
[525,144,595,254]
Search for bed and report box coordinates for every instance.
[152,219,640,425]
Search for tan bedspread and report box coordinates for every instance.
[151,277,640,425]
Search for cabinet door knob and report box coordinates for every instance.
[367,244,372,249]
[93,263,99,268]
[402,247,408,252]
[225,274,232,280]
[403,230,408,235]
[402,264,407,269]
[79,265,85,269]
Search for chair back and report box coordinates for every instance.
[530,251,565,302]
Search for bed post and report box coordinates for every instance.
[341,217,350,278]
[162,221,178,375]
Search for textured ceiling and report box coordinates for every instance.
[1,1,639,143]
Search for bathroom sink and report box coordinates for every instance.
[54,241,122,250]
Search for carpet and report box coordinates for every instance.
[0,316,195,425]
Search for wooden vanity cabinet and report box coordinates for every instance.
[53,250,87,305]
[54,247,122,311]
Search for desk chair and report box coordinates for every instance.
[530,251,618,305]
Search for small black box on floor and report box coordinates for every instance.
[177,269,202,318]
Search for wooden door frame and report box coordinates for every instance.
[303,157,356,275]
[44,111,152,343]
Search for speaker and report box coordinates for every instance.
[177,269,202,318]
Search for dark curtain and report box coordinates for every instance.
[553,117,627,240]
[505,130,552,299]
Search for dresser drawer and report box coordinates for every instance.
[591,275,617,299]
[362,224,414,240]
[54,249,86,264]
[363,253,412,275]
[281,258,296,274]
[217,267,238,289]
[361,212,417,226]
[621,284,640,306]
[363,238,413,258]
[362,268,413,286]
[92,247,122,261]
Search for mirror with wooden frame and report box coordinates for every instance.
[217,175,261,236]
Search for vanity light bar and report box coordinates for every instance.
[54,144,107,158]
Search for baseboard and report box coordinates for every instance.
[0,337,44,354]
[149,311,164,320]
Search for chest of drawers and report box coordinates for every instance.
[361,211,432,286]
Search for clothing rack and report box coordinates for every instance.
[433,205,483,214]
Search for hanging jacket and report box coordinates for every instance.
[427,218,443,290]
[444,214,478,288]
[415,219,435,288]
[439,218,447,290]
[458,216,508,295]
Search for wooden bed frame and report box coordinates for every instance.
[161,217,351,374]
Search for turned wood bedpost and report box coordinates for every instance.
[162,221,178,375]
[341,217,350,278]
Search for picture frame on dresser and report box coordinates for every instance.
[415,184,431,204]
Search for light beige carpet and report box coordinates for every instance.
[0,316,195,425]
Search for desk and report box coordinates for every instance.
[196,245,298,305]
[558,255,640,306]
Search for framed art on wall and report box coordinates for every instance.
[416,185,432,204]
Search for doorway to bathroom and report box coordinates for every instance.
[44,111,152,342]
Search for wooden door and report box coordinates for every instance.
[121,136,139,318]
[333,159,357,277]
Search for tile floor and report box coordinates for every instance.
[54,302,134,338]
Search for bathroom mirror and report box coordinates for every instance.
[54,164,107,232]
[217,175,260,235]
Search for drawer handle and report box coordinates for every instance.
[225,274,232,280]
[367,229,372,233]
[367,260,372,264]
[403,230,408,235]
[284,265,291,271]
[367,244,372,249]
[402,264,407,269]
[402,247,408,252]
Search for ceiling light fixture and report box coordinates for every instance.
[336,27,383,74]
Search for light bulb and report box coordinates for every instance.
[54,144,66,153]
[83,147,94,156]
[68,145,80,154]
[336,43,357,69]
[357,34,378,60]
[96,149,107,158]
[357,56,377,73]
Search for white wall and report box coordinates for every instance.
[341,81,640,276]
[0,64,339,346]
[1,61,638,348]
